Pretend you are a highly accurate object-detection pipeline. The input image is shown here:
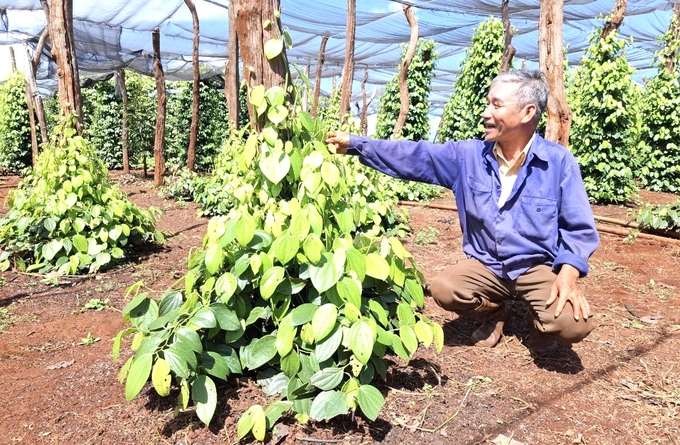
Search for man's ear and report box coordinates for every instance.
[521,103,538,124]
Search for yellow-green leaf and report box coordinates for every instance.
[151,357,172,396]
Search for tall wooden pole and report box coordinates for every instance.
[231,0,289,132]
[225,1,240,129]
[539,0,571,147]
[311,35,328,118]
[339,0,356,121]
[500,0,516,72]
[392,5,418,140]
[184,0,200,171]
[152,28,167,186]
[601,0,627,39]
[47,0,83,132]
[117,69,130,174]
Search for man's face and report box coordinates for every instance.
[481,82,524,144]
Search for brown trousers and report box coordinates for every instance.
[428,259,594,344]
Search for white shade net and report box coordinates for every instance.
[0,0,676,115]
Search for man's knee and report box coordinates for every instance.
[541,317,595,344]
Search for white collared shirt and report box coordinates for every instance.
[493,134,535,207]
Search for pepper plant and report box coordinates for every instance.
[374,39,438,142]
[0,71,33,174]
[0,115,163,274]
[437,17,504,142]
[566,27,641,204]
[114,77,443,438]
[637,15,680,193]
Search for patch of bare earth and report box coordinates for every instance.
[0,173,678,445]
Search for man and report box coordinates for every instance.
[325,70,599,354]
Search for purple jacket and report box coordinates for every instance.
[347,134,599,279]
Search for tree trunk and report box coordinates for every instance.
[500,0,516,72]
[232,0,289,132]
[665,3,680,74]
[539,0,571,147]
[601,0,627,39]
[47,0,83,132]
[392,5,418,140]
[117,69,130,174]
[184,0,200,171]
[225,1,240,130]
[152,28,166,187]
[339,0,356,121]
[311,35,329,118]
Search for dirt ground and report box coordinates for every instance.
[0,172,679,445]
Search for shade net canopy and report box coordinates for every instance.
[0,0,677,116]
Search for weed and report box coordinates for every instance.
[79,332,101,346]
[0,305,37,330]
[414,227,439,245]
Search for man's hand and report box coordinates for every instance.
[547,264,590,321]
[325,131,350,154]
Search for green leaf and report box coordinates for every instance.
[365,253,390,281]
[163,347,191,378]
[72,234,88,253]
[290,303,317,326]
[349,320,375,365]
[310,391,349,421]
[204,244,223,275]
[302,233,324,264]
[357,384,385,421]
[397,302,416,327]
[242,335,277,370]
[310,367,344,391]
[414,320,434,348]
[200,351,230,380]
[260,266,286,300]
[192,375,218,425]
[336,276,362,308]
[215,272,238,302]
[309,252,341,293]
[190,306,218,329]
[275,315,297,357]
[321,162,340,187]
[405,277,425,307]
[345,248,366,281]
[267,104,289,125]
[125,353,152,401]
[272,229,299,265]
[400,325,419,355]
[314,325,343,362]
[264,38,284,59]
[211,304,242,331]
[260,149,291,184]
[236,212,256,246]
[311,303,337,342]
[238,404,267,441]
[175,327,203,353]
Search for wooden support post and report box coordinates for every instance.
[184,0,200,171]
[117,69,130,174]
[500,0,516,72]
[339,0,356,122]
[539,0,572,147]
[311,35,328,118]
[225,0,240,129]
[152,28,167,187]
[392,5,418,140]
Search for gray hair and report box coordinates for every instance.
[490,70,548,120]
